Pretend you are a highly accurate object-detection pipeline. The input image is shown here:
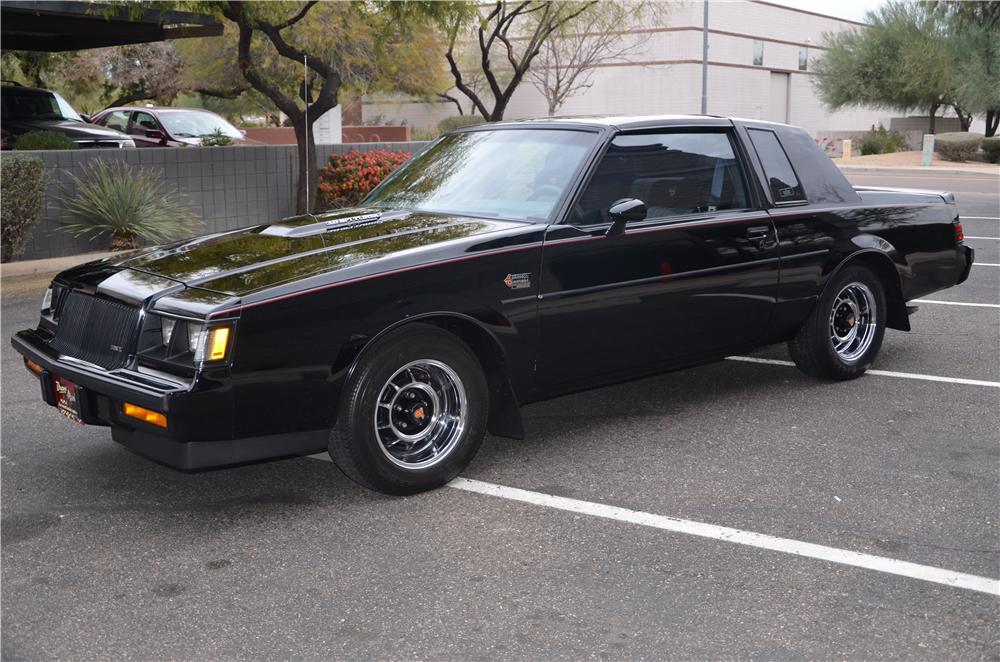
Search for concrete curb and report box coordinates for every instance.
[836,164,1000,176]
[0,251,121,280]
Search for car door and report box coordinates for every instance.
[536,128,779,388]
[128,110,164,147]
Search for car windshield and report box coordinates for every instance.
[363,128,598,223]
[1,89,83,122]
[158,110,242,138]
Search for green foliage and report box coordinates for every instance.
[0,156,46,261]
[437,115,486,133]
[61,160,199,249]
[200,129,233,146]
[934,132,983,162]
[856,126,908,155]
[813,2,954,118]
[981,136,1000,163]
[317,149,411,209]
[13,131,78,151]
[949,19,1000,120]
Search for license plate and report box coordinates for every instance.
[53,375,84,425]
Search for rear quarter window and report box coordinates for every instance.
[748,129,806,204]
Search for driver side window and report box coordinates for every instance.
[130,112,159,135]
[573,131,749,225]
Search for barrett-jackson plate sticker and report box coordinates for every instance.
[53,376,83,425]
[503,273,532,290]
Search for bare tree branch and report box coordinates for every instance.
[526,2,660,115]
[441,1,598,121]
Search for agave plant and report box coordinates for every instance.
[62,160,198,250]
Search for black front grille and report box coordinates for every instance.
[50,292,140,369]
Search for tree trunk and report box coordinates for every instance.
[986,110,998,138]
[928,104,938,134]
[292,117,317,215]
[955,106,972,132]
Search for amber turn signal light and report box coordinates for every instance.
[24,359,43,374]
[123,402,167,428]
[207,326,230,361]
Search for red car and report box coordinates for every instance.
[90,106,248,147]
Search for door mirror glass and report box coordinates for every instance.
[606,198,646,236]
[145,129,166,141]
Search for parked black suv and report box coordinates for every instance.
[0,83,134,150]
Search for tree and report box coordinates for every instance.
[812,2,960,134]
[526,2,662,116]
[930,1,1000,137]
[95,43,183,108]
[439,1,597,121]
[198,1,445,214]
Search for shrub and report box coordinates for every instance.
[438,115,486,133]
[934,132,983,162]
[61,160,199,250]
[317,149,411,209]
[14,131,78,151]
[856,126,908,156]
[978,136,1000,164]
[1,156,46,261]
[200,129,233,147]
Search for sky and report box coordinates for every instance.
[765,0,888,23]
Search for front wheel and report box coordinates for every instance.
[788,265,887,380]
[328,324,488,495]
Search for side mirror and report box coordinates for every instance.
[606,198,646,237]
[80,113,92,123]
[145,129,166,142]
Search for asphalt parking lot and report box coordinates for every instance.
[2,168,997,660]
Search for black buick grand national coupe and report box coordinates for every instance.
[13,116,974,494]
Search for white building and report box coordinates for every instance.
[364,0,923,138]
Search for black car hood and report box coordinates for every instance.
[4,118,130,140]
[117,208,519,297]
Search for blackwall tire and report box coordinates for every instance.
[328,324,488,495]
[788,265,887,381]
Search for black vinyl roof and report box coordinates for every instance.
[1,1,222,52]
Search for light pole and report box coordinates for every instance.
[701,0,709,115]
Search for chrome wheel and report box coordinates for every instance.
[374,359,467,470]
[829,282,877,362]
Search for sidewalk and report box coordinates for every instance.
[833,150,1000,175]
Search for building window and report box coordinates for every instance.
[799,47,808,71]
[753,40,764,66]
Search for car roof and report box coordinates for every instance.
[1,84,56,95]
[101,106,217,114]
[482,114,734,131]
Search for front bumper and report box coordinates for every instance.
[11,329,327,470]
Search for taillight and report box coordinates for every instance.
[954,222,964,243]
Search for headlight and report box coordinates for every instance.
[41,287,52,312]
[138,314,234,370]
[161,318,176,345]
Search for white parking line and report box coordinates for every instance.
[726,356,1000,388]
[962,217,1000,220]
[975,263,1000,267]
[966,236,999,240]
[304,452,1000,595]
[450,478,1000,596]
[912,299,1000,309]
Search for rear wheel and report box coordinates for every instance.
[328,324,488,495]
[788,265,886,380]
